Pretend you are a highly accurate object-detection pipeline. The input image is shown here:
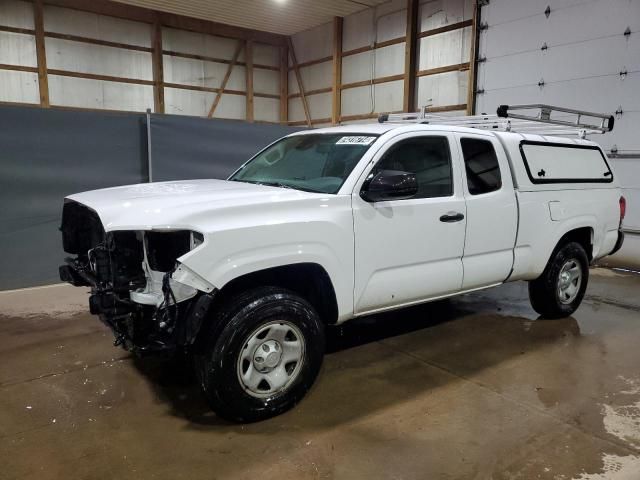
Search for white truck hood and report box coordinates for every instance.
[67,179,323,231]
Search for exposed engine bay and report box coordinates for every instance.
[58,200,214,354]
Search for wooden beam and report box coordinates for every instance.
[0,25,35,35]
[0,64,39,73]
[403,0,418,112]
[288,87,332,99]
[207,41,244,118]
[331,16,343,125]
[418,19,473,39]
[341,36,405,57]
[280,44,288,123]
[287,55,333,71]
[427,103,467,113]
[416,62,470,77]
[341,74,405,91]
[288,117,331,126]
[466,1,480,115]
[34,0,49,107]
[44,32,152,52]
[287,37,311,128]
[47,69,155,85]
[165,82,243,95]
[43,0,288,46]
[151,18,164,113]
[245,40,254,122]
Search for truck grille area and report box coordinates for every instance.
[58,200,207,355]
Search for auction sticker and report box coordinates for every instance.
[336,136,376,145]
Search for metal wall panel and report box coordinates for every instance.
[45,38,153,80]
[418,0,472,31]
[253,68,279,96]
[416,70,467,108]
[290,22,332,64]
[0,31,37,67]
[43,5,152,48]
[0,0,34,29]
[342,43,405,84]
[215,93,246,120]
[288,70,299,94]
[341,80,404,116]
[254,96,280,123]
[288,97,304,123]
[298,61,332,92]
[343,0,407,51]
[0,70,39,104]
[48,75,155,112]
[253,43,280,67]
[417,27,471,70]
[163,55,246,91]
[164,86,212,116]
[288,92,331,122]
[162,28,245,62]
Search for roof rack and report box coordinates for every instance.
[378,104,615,138]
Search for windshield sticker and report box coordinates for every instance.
[336,136,376,146]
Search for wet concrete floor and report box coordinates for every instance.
[1,267,639,479]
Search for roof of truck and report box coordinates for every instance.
[293,123,599,146]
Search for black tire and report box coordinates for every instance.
[528,241,589,319]
[195,286,325,422]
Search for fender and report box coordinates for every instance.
[179,241,353,321]
[511,216,595,281]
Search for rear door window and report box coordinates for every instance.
[460,138,502,195]
[520,141,613,183]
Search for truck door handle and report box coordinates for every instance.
[439,212,465,223]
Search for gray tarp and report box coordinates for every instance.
[0,105,299,290]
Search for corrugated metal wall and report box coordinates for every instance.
[476,0,640,267]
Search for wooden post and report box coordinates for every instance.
[331,16,343,125]
[151,17,164,113]
[280,44,288,123]
[287,37,311,127]
[207,41,244,118]
[33,0,49,107]
[403,0,418,112]
[245,39,254,122]
[466,0,480,115]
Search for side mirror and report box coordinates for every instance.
[360,170,418,202]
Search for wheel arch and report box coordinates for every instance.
[213,262,340,326]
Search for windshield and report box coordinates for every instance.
[229,133,379,194]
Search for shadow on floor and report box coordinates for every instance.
[132,293,580,428]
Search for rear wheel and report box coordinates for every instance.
[528,242,589,319]
[195,287,325,422]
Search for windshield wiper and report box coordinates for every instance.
[232,179,324,193]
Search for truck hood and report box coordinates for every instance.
[67,179,325,231]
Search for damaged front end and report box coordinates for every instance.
[59,200,216,355]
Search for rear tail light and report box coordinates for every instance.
[619,196,626,224]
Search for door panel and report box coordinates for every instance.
[456,134,518,289]
[353,132,467,314]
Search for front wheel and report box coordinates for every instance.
[195,287,325,422]
[528,241,589,319]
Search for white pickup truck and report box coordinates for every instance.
[59,105,625,422]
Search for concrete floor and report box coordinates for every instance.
[1,268,639,480]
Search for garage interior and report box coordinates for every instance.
[1,0,639,478]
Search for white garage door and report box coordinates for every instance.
[475,0,640,266]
